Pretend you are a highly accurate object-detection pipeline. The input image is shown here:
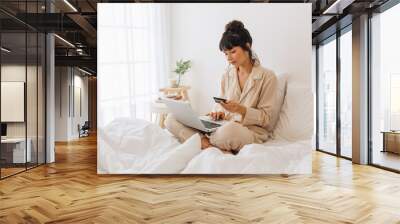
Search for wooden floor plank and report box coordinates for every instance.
[0,134,400,223]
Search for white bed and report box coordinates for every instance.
[98,82,314,174]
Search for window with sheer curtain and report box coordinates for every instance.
[97,4,170,127]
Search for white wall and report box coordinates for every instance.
[1,65,40,138]
[72,73,89,138]
[55,67,68,141]
[55,67,89,141]
[98,3,312,120]
[1,64,46,163]
[170,3,312,114]
[1,66,26,131]
[1,82,25,122]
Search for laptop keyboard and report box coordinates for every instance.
[201,120,221,129]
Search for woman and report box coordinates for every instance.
[165,20,278,153]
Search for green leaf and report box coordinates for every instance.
[173,59,191,75]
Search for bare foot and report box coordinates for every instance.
[201,136,212,149]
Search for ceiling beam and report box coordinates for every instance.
[322,0,356,14]
[67,13,97,39]
[312,15,335,33]
[55,55,96,71]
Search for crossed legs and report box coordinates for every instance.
[164,114,254,153]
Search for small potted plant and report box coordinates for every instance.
[172,59,191,87]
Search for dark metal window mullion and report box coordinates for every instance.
[44,31,47,164]
[25,0,28,171]
[316,45,320,150]
[336,29,341,157]
[367,11,373,165]
[36,0,39,167]
[44,0,48,164]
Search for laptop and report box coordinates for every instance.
[161,98,226,133]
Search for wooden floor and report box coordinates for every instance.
[1,167,26,178]
[1,163,45,178]
[1,135,400,223]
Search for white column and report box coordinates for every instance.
[352,14,369,164]
[46,33,55,163]
[45,0,55,163]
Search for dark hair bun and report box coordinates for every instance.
[225,20,245,32]
[219,20,254,63]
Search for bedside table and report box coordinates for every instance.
[150,86,191,128]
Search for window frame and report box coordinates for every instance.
[368,0,400,173]
[0,0,47,180]
[315,24,353,161]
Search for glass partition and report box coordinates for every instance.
[317,36,337,155]
[0,1,46,179]
[27,30,38,169]
[370,3,400,171]
[340,28,352,158]
[38,32,45,165]
[1,31,28,177]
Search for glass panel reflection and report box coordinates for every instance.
[340,29,352,158]
[1,31,27,177]
[371,4,400,171]
[318,38,337,154]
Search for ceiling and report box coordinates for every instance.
[0,0,393,75]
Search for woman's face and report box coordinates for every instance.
[224,46,250,67]
[223,46,250,67]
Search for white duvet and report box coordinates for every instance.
[98,118,312,174]
[98,84,314,174]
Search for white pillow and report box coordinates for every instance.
[273,84,314,141]
[269,73,288,131]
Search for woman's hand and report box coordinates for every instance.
[220,100,247,117]
[207,111,226,121]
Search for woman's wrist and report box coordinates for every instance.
[240,106,247,118]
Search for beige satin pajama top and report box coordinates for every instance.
[214,62,278,143]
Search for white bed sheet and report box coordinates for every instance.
[182,139,311,174]
[98,118,311,174]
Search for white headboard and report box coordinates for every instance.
[273,83,314,141]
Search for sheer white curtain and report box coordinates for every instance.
[98,4,170,128]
